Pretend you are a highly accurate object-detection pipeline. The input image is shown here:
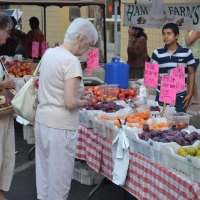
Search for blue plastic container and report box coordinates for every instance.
[105,57,130,88]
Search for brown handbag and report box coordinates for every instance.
[0,59,17,116]
[0,89,16,116]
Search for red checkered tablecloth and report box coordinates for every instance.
[76,125,200,200]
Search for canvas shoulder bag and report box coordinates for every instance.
[11,59,42,123]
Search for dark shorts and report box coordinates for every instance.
[156,91,187,112]
[194,59,199,72]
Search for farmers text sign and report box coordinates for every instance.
[124,3,200,30]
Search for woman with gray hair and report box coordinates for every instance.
[35,18,98,200]
[0,13,16,200]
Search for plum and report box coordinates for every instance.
[184,134,194,141]
[191,131,198,140]
[143,124,149,132]
[152,137,160,142]
[174,137,184,145]
[181,131,188,137]
[182,140,191,146]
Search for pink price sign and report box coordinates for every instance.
[86,48,99,71]
[41,42,49,56]
[32,41,39,58]
[144,62,159,88]
[159,75,177,105]
[170,66,185,93]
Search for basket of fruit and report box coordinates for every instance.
[1,56,36,78]
[99,84,119,101]
[160,139,200,182]
[165,112,192,130]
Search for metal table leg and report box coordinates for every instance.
[86,177,108,200]
[28,145,35,161]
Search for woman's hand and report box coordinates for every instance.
[183,94,192,110]
[81,91,93,101]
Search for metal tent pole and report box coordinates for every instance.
[43,6,46,41]
[114,0,119,56]
[102,4,107,64]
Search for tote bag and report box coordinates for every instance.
[11,60,41,123]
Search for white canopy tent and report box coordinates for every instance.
[0,0,107,63]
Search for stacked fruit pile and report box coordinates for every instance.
[84,86,137,104]
[178,144,200,157]
[98,110,151,129]
[84,101,124,113]
[139,124,200,146]
[2,58,33,77]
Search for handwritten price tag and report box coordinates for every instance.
[144,62,159,88]
[41,42,49,56]
[86,48,99,71]
[159,75,177,105]
[32,41,39,58]
[170,66,185,93]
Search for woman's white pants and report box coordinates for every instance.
[35,122,78,200]
[0,115,15,191]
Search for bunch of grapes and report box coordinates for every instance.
[83,101,124,113]
[139,124,200,146]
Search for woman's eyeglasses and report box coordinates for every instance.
[84,36,93,47]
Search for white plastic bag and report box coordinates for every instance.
[112,128,129,186]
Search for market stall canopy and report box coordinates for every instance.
[0,0,105,6]
[0,0,107,63]
[2,9,22,20]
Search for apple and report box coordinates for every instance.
[129,89,136,97]
[119,88,125,93]
[118,97,125,101]
[91,98,98,104]
[117,92,125,98]
[124,90,130,97]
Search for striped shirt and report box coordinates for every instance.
[151,45,195,94]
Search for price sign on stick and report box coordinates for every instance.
[41,42,49,56]
[170,66,185,93]
[32,41,39,58]
[86,48,99,71]
[159,75,177,105]
[144,62,159,88]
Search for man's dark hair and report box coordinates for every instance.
[29,16,39,26]
[162,23,179,35]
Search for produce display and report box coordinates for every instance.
[99,110,150,129]
[166,112,191,130]
[80,83,200,182]
[1,57,33,77]
[84,86,137,104]
[139,125,200,146]
[83,101,124,112]
[178,144,200,157]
